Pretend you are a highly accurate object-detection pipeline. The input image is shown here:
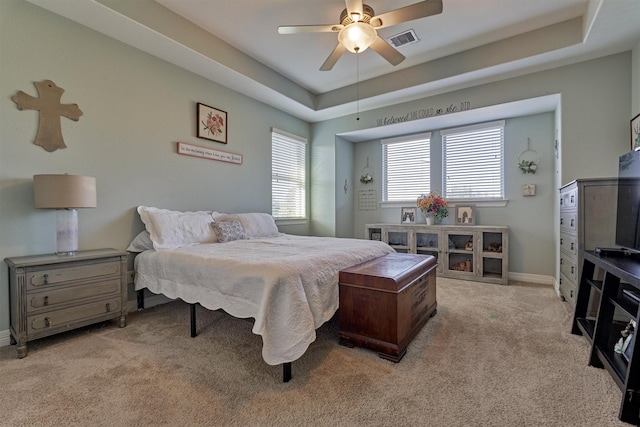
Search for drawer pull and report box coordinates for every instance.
[560,218,563,225]
[106,303,111,312]
[571,266,574,274]
[43,274,49,285]
[560,238,563,245]
[44,317,50,327]
[570,242,574,250]
[570,219,574,227]
[560,258,563,265]
[43,296,49,306]
[570,195,574,204]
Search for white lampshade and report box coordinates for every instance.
[33,174,97,255]
[338,22,377,53]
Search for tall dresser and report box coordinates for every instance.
[559,178,617,307]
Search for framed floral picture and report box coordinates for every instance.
[631,113,640,151]
[197,102,227,144]
[455,205,475,225]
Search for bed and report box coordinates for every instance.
[129,207,395,381]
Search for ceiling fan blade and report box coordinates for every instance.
[278,24,343,34]
[345,0,364,17]
[370,36,405,66]
[370,0,443,29]
[320,43,347,71]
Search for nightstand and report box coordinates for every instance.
[5,248,128,358]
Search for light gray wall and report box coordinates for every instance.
[311,52,631,280]
[634,40,640,117]
[0,0,309,333]
[335,137,354,238]
[351,113,556,277]
[1,0,637,338]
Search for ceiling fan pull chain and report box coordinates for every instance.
[356,48,360,121]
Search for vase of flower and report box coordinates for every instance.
[425,212,435,225]
[417,191,448,225]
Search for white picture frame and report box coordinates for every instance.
[455,205,475,225]
[401,207,416,224]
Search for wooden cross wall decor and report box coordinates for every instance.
[12,80,83,152]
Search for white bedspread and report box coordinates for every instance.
[134,234,394,365]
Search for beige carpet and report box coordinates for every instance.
[0,278,627,427]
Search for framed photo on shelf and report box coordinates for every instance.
[197,102,227,144]
[631,113,640,151]
[401,207,416,224]
[370,231,381,241]
[455,205,475,225]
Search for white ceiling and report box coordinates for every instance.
[26,0,640,124]
[157,0,589,94]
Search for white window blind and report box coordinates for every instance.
[442,121,504,200]
[382,133,431,202]
[271,128,306,219]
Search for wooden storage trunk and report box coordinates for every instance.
[338,253,437,362]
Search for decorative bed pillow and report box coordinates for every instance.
[126,230,154,252]
[212,220,245,242]
[213,212,279,239]
[137,206,217,250]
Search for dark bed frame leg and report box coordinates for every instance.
[137,289,145,310]
[188,302,292,382]
[190,303,197,337]
[283,362,292,382]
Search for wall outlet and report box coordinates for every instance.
[127,271,135,284]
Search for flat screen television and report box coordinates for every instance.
[615,150,640,253]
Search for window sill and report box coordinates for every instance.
[275,218,308,226]
[381,199,508,209]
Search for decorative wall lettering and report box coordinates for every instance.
[12,80,83,152]
[376,101,471,127]
[177,142,242,165]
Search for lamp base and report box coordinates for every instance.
[56,209,78,256]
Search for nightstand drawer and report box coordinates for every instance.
[28,278,121,313]
[27,296,122,335]
[26,261,121,290]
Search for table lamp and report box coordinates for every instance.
[33,174,97,255]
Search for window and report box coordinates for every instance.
[271,128,306,219]
[442,121,504,200]
[382,133,431,202]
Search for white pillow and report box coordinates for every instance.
[213,212,279,239]
[126,230,154,252]
[137,206,217,250]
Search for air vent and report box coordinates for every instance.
[386,29,419,48]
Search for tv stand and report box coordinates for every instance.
[572,251,640,424]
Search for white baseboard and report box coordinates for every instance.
[0,329,11,348]
[508,272,555,286]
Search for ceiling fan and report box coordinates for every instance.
[278,0,443,71]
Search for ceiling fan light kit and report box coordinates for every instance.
[339,22,377,53]
[278,0,443,71]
